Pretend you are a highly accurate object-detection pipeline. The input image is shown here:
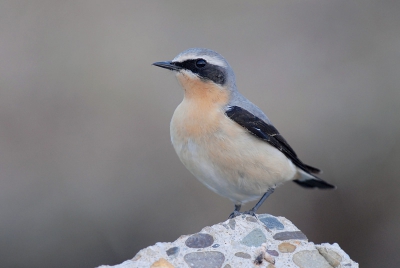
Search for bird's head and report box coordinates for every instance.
[153,48,237,100]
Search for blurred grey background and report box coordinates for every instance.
[0,1,399,267]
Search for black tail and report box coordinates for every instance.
[293,178,336,189]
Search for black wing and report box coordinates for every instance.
[225,106,335,189]
[225,106,314,172]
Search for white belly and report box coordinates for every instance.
[170,105,297,204]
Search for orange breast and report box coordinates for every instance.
[172,72,230,138]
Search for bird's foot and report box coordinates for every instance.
[228,204,242,219]
[228,210,243,219]
[243,209,257,218]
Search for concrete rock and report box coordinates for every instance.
[97,214,358,268]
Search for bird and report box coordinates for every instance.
[152,48,335,218]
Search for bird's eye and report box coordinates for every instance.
[195,59,207,68]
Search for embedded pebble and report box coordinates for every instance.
[223,265,231,268]
[293,250,333,268]
[185,233,214,248]
[240,228,266,247]
[273,231,307,241]
[316,247,342,267]
[184,251,225,268]
[228,219,236,230]
[212,244,220,248]
[166,247,179,256]
[278,242,296,253]
[246,217,257,222]
[259,215,284,230]
[150,258,174,268]
[266,250,279,256]
[234,252,251,259]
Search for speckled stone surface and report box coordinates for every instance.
[97,214,358,268]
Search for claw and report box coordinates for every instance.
[228,210,243,219]
[228,204,242,219]
[243,210,257,218]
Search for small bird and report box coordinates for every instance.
[153,48,335,218]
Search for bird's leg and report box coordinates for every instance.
[244,188,275,217]
[228,203,242,219]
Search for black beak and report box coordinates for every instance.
[152,61,182,71]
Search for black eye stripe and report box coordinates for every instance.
[173,59,226,86]
[173,59,204,70]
